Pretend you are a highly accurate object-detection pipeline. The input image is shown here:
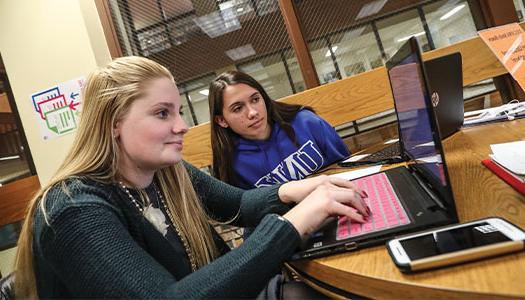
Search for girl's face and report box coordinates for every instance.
[115,77,188,176]
[214,83,271,140]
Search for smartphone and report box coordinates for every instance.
[387,217,525,273]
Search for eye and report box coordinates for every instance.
[179,106,185,116]
[232,105,242,113]
[157,109,169,119]
[252,95,261,103]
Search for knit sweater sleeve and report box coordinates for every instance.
[38,198,300,298]
[184,162,291,227]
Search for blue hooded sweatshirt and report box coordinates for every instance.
[232,110,350,189]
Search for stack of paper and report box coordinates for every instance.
[464,102,525,125]
[482,141,525,195]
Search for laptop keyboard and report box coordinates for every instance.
[336,172,410,240]
[365,142,401,162]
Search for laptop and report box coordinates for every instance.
[292,37,459,260]
[338,51,464,167]
[425,52,464,139]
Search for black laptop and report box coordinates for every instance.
[425,52,464,139]
[292,37,459,260]
[338,50,464,167]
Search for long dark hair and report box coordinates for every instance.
[208,70,313,185]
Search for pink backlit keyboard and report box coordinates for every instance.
[336,172,410,240]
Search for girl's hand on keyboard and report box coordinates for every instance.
[283,180,369,237]
[278,175,369,213]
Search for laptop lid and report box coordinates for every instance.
[386,37,456,216]
[424,53,464,139]
[338,53,463,167]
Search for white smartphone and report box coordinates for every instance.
[387,217,525,273]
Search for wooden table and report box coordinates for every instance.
[290,119,525,299]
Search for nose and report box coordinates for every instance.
[247,104,258,119]
[173,115,189,135]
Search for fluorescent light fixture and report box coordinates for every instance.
[397,31,425,42]
[219,1,234,10]
[199,89,209,96]
[225,44,256,61]
[356,0,388,20]
[440,4,465,20]
[325,46,338,57]
[0,155,20,161]
[194,10,241,38]
[220,0,252,16]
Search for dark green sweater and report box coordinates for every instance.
[33,162,301,298]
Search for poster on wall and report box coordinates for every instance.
[30,76,85,141]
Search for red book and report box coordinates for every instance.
[482,159,525,196]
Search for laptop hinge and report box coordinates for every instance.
[409,167,445,210]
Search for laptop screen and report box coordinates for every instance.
[387,38,448,190]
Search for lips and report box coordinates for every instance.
[166,141,183,149]
[249,118,264,128]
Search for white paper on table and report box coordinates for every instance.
[341,154,370,163]
[329,165,382,181]
[415,154,442,163]
[490,141,525,175]
[384,138,399,144]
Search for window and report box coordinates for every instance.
[105,0,488,130]
[108,0,301,125]
[330,25,384,79]
[179,74,216,125]
[308,39,340,84]
[0,55,35,186]
[423,0,477,48]
[376,9,430,60]
[283,49,306,93]
[238,53,295,100]
[514,0,525,21]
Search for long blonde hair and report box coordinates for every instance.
[15,56,219,299]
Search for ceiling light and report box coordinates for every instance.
[225,44,256,61]
[356,0,388,20]
[199,89,209,96]
[194,10,241,38]
[219,1,234,10]
[397,31,425,43]
[440,4,465,20]
[325,46,338,57]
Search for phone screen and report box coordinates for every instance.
[400,222,511,260]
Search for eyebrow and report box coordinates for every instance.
[227,92,260,110]
[152,102,175,109]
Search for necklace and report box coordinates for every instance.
[118,181,197,272]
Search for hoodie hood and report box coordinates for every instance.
[231,109,350,189]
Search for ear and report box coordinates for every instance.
[214,115,229,129]
[113,121,121,138]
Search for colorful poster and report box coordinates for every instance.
[30,77,85,140]
[479,23,525,91]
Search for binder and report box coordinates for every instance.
[482,159,525,196]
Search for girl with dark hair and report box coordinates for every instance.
[209,70,350,189]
